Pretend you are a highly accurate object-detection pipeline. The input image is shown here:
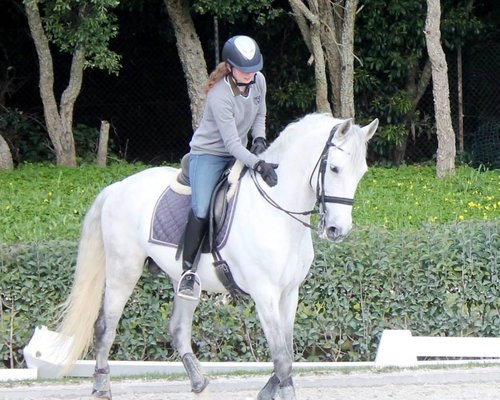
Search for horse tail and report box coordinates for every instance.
[56,188,109,373]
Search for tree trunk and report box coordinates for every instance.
[339,0,358,118]
[25,0,79,166]
[318,0,341,114]
[289,0,331,113]
[164,0,208,130]
[289,0,358,117]
[424,0,456,177]
[0,134,14,170]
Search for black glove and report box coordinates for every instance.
[254,160,278,187]
[250,137,267,155]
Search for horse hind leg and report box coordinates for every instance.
[92,257,144,399]
[169,294,209,393]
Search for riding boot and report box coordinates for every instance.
[178,211,207,300]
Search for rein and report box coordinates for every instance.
[250,123,355,231]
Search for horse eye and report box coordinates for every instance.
[330,165,339,173]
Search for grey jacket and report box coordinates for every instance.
[189,72,267,168]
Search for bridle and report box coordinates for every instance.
[250,123,355,231]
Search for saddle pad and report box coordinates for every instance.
[149,185,239,250]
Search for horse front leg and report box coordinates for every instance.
[254,287,298,400]
[276,286,300,400]
[169,292,209,393]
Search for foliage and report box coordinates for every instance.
[0,107,53,164]
[354,165,499,229]
[1,164,497,243]
[192,0,282,25]
[355,0,485,160]
[35,0,122,74]
[0,162,149,243]
[1,220,498,368]
[1,241,77,369]
[0,109,108,164]
[1,163,498,368]
[73,123,119,164]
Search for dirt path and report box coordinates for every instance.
[2,366,499,400]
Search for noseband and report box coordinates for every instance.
[250,123,355,230]
[313,124,354,231]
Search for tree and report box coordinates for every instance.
[24,0,120,166]
[288,0,359,117]
[355,0,481,164]
[164,0,208,130]
[0,134,13,170]
[165,0,282,130]
[425,0,456,177]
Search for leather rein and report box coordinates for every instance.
[250,124,354,231]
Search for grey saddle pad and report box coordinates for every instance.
[148,185,239,251]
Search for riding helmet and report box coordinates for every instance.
[222,36,263,73]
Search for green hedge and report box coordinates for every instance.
[1,220,499,368]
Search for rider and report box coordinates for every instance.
[178,35,279,300]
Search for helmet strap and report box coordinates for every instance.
[229,68,257,87]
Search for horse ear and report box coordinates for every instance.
[333,118,353,142]
[362,118,379,141]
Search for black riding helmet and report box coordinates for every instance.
[222,36,263,73]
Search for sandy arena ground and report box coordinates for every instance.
[1,366,499,400]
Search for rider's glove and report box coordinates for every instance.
[250,137,267,155]
[254,160,278,187]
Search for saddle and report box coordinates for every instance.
[175,154,249,298]
[175,154,243,253]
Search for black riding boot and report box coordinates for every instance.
[178,211,207,300]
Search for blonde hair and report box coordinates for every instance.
[204,62,230,94]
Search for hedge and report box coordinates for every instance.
[1,220,499,369]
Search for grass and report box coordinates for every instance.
[0,163,498,243]
[354,165,499,229]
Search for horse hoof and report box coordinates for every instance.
[92,367,111,399]
[91,389,112,399]
[192,375,210,393]
[182,353,210,393]
[257,373,280,400]
[279,377,296,400]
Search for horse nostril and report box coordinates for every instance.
[326,226,337,239]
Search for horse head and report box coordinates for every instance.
[317,117,378,242]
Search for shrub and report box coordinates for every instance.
[1,220,498,369]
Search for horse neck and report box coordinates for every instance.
[270,135,325,213]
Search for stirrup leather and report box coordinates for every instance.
[177,271,202,301]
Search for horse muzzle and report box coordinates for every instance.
[319,224,351,242]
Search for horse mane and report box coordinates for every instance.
[264,113,333,162]
[264,113,368,167]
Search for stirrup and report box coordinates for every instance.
[177,271,202,301]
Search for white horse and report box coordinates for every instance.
[56,113,378,400]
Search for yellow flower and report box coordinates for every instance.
[458,215,465,221]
